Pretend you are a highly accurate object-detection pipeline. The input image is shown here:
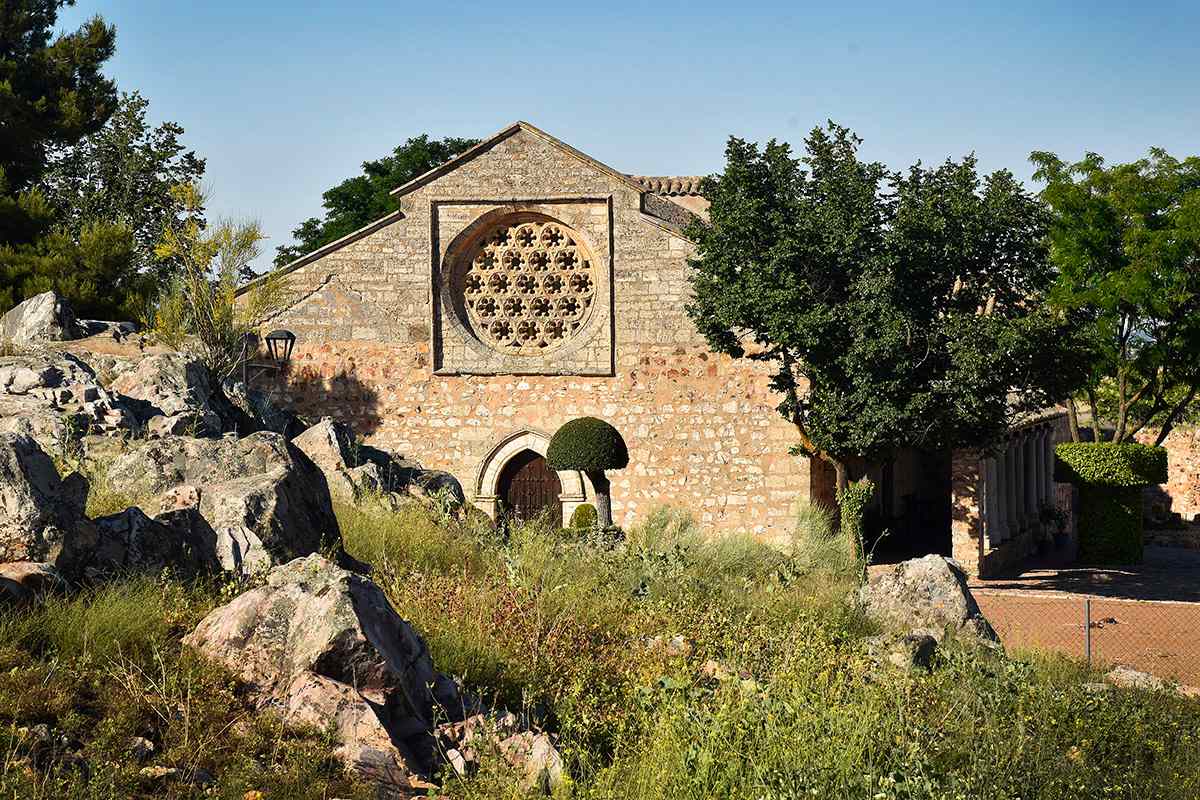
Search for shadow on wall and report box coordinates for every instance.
[258,362,383,437]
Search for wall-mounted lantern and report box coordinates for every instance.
[265,329,296,365]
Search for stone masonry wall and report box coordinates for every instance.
[1137,426,1200,525]
[258,126,809,540]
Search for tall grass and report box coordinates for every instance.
[336,498,1200,800]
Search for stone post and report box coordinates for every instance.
[950,449,985,577]
[1005,439,1019,535]
[984,456,1000,547]
[1015,434,1026,530]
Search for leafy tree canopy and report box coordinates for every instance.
[687,123,1088,493]
[274,134,478,267]
[1032,148,1200,445]
[39,90,206,286]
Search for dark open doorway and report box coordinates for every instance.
[497,449,562,523]
[866,448,953,562]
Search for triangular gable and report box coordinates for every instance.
[388,120,650,200]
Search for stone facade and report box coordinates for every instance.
[255,122,807,538]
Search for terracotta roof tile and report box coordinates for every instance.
[629,175,706,196]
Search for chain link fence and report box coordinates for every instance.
[974,590,1200,686]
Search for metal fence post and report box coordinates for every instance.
[1084,597,1092,667]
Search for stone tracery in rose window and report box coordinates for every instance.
[458,218,597,354]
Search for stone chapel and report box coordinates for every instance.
[253,121,1069,578]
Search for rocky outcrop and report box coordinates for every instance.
[859,555,999,645]
[105,433,339,576]
[184,555,458,793]
[0,292,82,344]
[292,417,462,506]
[219,379,302,438]
[0,433,87,564]
[109,353,223,437]
[0,352,135,451]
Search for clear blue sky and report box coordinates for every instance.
[60,1,1200,272]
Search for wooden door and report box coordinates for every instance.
[499,449,562,523]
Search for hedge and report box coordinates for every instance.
[546,417,629,472]
[1053,442,1168,565]
[1053,442,1168,488]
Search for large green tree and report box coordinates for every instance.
[0,0,125,316]
[274,134,478,266]
[39,90,206,287]
[1032,148,1200,445]
[687,124,1087,509]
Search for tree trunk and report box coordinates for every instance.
[1065,397,1082,443]
[1086,388,1104,441]
[1155,386,1199,447]
[828,457,861,561]
[588,470,613,528]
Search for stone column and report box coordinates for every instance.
[1015,435,1027,530]
[1031,429,1044,512]
[984,456,1000,547]
[1044,428,1056,500]
[1027,431,1040,517]
[993,449,1007,543]
[1005,439,1019,535]
[950,449,985,578]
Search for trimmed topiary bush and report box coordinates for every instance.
[569,503,599,530]
[1054,442,1168,565]
[1054,442,1168,487]
[547,417,629,528]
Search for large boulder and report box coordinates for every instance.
[183,555,460,794]
[0,292,82,344]
[65,506,220,579]
[859,555,998,644]
[105,432,339,575]
[0,433,87,564]
[109,353,222,436]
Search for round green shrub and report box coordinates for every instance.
[569,503,598,529]
[1053,442,1168,488]
[546,417,629,472]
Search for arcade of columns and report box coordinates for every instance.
[979,422,1058,547]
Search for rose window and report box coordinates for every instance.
[457,217,597,354]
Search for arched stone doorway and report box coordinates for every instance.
[497,449,562,522]
[473,429,588,526]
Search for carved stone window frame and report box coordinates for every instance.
[431,197,614,376]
